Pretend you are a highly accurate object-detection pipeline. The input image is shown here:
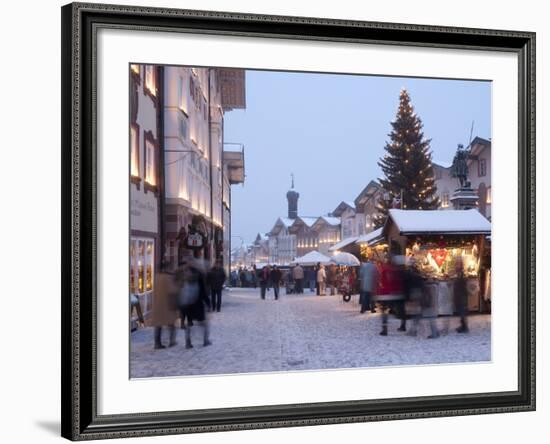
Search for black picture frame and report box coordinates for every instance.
[61,2,536,440]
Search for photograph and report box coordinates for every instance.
[128,64,493,379]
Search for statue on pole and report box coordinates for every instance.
[450,144,470,188]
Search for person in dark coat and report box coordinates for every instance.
[259,265,270,299]
[270,265,283,300]
[176,260,212,349]
[453,256,469,333]
[207,259,226,312]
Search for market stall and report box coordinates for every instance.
[382,209,491,314]
[356,227,388,262]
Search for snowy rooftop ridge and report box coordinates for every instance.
[329,236,358,251]
[356,227,384,244]
[320,216,340,226]
[387,209,491,235]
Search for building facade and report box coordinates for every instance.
[163,67,246,268]
[433,137,491,220]
[129,64,163,321]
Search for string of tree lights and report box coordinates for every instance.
[375,89,440,226]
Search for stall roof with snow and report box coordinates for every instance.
[385,209,491,236]
[356,227,384,245]
[291,251,331,266]
[329,236,358,252]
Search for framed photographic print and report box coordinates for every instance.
[61,2,536,440]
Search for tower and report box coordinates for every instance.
[286,173,299,219]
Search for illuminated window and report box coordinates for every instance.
[130,124,139,178]
[130,64,140,75]
[145,138,156,186]
[486,187,492,204]
[145,66,156,96]
[130,238,155,295]
[441,192,449,208]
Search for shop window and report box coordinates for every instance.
[130,237,155,296]
[441,192,449,208]
[486,186,492,204]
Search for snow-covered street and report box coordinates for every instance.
[130,287,491,378]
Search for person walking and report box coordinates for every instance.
[292,264,304,294]
[359,258,379,314]
[317,264,327,296]
[151,264,179,349]
[308,267,316,292]
[259,265,270,299]
[207,259,226,312]
[270,265,282,300]
[176,259,212,349]
[453,256,469,333]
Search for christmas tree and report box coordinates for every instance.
[375,89,440,225]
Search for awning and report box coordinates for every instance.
[356,227,384,246]
[328,236,358,252]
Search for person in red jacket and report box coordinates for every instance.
[377,257,406,336]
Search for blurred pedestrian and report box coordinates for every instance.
[239,267,245,288]
[308,267,316,292]
[176,259,212,349]
[359,258,378,314]
[207,259,226,312]
[378,257,403,336]
[454,256,469,333]
[230,269,238,287]
[317,264,327,296]
[151,263,178,349]
[259,265,270,299]
[327,263,338,295]
[252,264,258,288]
[270,265,282,300]
[292,264,304,294]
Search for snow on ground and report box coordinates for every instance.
[130,288,491,379]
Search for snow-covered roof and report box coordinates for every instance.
[328,236,358,252]
[291,250,331,266]
[297,216,319,227]
[387,209,491,235]
[320,216,340,226]
[279,217,294,228]
[356,227,384,245]
[331,201,356,217]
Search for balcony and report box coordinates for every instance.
[223,144,245,185]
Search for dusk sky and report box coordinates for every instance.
[224,70,491,246]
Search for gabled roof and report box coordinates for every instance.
[469,136,491,157]
[354,180,382,206]
[268,217,294,235]
[297,216,318,228]
[311,216,340,232]
[384,209,491,235]
[331,201,356,217]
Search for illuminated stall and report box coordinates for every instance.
[356,227,388,262]
[382,209,491,314]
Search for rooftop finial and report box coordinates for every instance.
[291,173,295,189]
